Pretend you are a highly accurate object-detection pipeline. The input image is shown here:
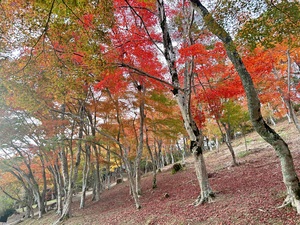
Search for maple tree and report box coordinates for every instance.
[0,0,300,224]
[190,0,300,212]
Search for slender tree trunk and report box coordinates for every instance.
[56,103,85,223]
[216,118,238,165]
[240,126,248,151]
[40,158,47,214]
[190,0,300,212]
[170,147,174,164]
[157,0,214,204]
[80,143,91,209]
[87,107,102,200]
[215,137,220,152]
[222,123,238,166]
[106,149,111,190]
[156,139,163,169]
[176,141,185,165]
[135,84,145,196]
[124,157,141,209]
[55,171,63,214]
[286,50,300,133]
[145,128,157,189]
[165,151,170,165]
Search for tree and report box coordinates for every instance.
[190,0,300,212]
[0,109,49,218]
[156,0,214,205]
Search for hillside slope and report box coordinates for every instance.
[17,120,300,225]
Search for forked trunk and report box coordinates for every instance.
[54,191,73,224]
[124,158,141,209]
[218,120,238,166]
[157,0,214,204]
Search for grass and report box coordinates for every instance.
[237,150,252,158]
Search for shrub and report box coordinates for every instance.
[171,163,183,174]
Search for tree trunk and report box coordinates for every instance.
[156,139,163,169]
[124,157,141,209]
[157,0,214,204]
[192,145,214,205]
[87,106,102,200]
[286,50,300,133]
[80,143,91,209]
[215,136,220,152]
[165,152,170,165]
[176,141,186,165]
[93,146,101,201]
[56,104,84,223]
[145,128,157,189]
[170,148,174,164]
[190,0,300,212]
[55,175,63,214]
[241,127,248,151]
[222,123,238,166]
[216,118,238,166]
[106,149,111,190]
[135,84,145,196]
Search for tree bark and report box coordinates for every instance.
[145,127,157,189]
[105,148,111,190]
[190,0,300,212]
[135,84,145,196]
[193,145,214,205]
[55,103,85,223]
[286,50,300,132]
[157,0,214,205]
[80,143,91,209]
[123,156,141,209]
[221,122,238,166]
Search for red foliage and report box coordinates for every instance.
[94,69,128,94]
[83,14,94,29]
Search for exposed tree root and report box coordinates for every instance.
[277,194,300,213]
[193,192,215,206]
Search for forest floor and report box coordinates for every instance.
[16,119,300,225]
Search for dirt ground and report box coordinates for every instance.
[16,119,300,225]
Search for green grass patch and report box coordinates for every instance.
[237,150,251,158]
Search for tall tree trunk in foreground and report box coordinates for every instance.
[135,84,145,196]
[190,0,300,212]
[157,0,214,205]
